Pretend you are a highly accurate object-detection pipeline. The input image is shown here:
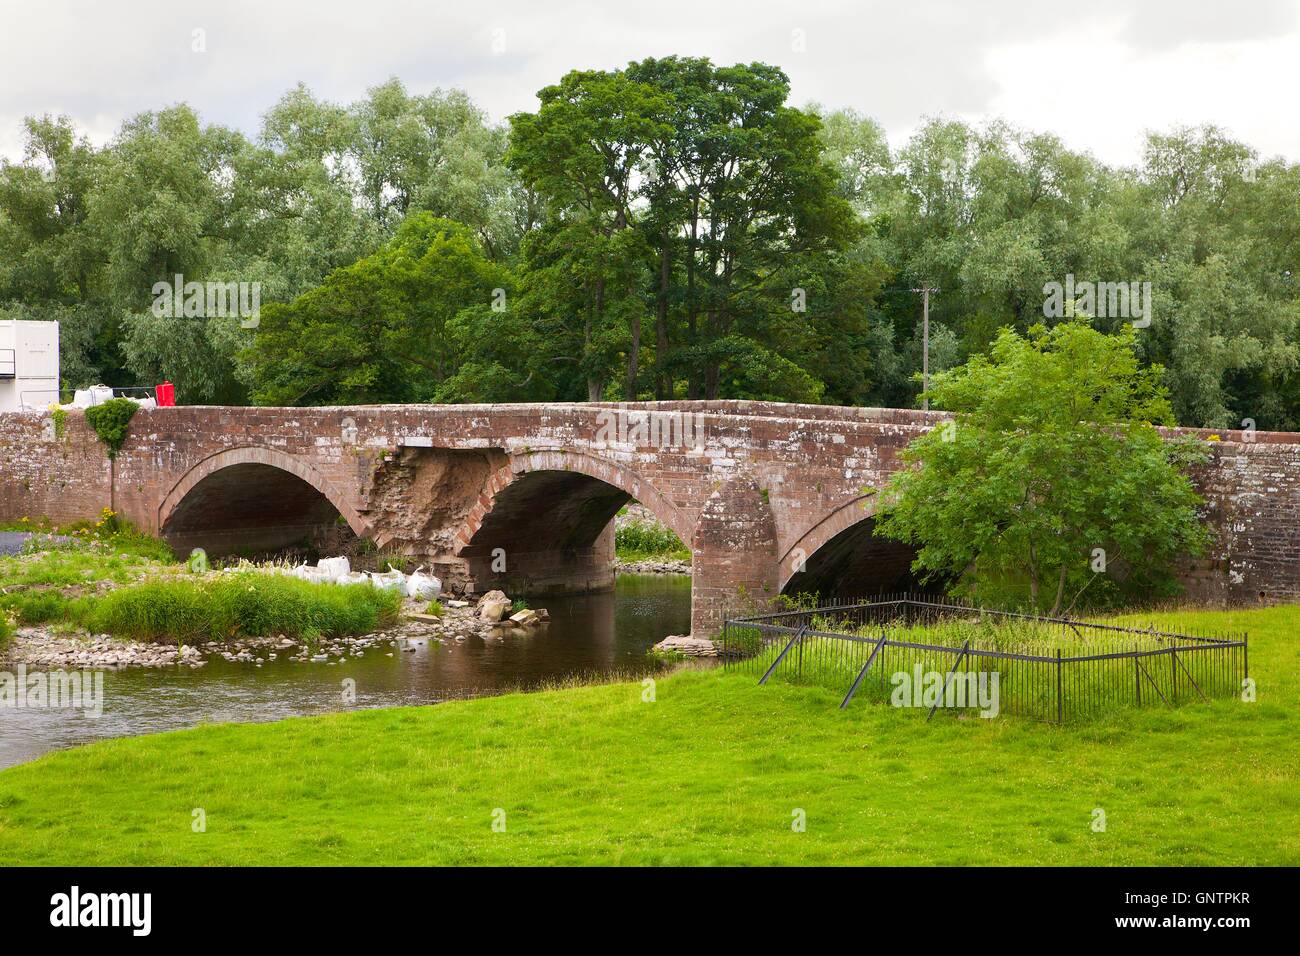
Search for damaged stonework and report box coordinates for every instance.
[364,447,503,555]
[0,402,1296,635]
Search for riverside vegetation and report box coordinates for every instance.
[0,603,1294,865]
[0,514,401,654]
[614,506,690,573]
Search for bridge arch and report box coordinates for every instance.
[778,493,923,597]
[158,446,367,557]
[452,449,693,595]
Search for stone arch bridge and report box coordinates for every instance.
[1,401,1296,635]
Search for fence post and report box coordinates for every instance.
[1056,650,1063,724]
[1170,647,1177,704]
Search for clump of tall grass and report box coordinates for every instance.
[615,515,688,560]
[88,572,403,643]
[0,590,96,627]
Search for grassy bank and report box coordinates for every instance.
[89,573,403,642]
[0,521,402,643]
[1,604,1296,866]
[614,509,689,563]
[0,515,175,629]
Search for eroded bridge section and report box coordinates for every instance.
[1,401,1296,634]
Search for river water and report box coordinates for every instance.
[0,574,691,770]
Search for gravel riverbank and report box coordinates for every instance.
[3,599,547,670]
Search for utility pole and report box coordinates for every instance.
[911,285,937,410]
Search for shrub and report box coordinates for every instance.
[0,591,73,625]
[424,600,444,616]
[50,405,68,440]
[88,572,403,642]
[615,515,687,559]
[84,398,139,458]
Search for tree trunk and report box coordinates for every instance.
[1028,543,1040,607]
[1049,565,1068,617]
[626,308,640,400]
[655,241,670,400]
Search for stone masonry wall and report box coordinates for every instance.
[0,402,1296,633]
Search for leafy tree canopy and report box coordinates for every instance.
[874,321,1211,614]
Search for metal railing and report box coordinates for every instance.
[721,593,1248,723]
[16,384,159,411]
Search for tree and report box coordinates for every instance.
[247,214,509,405]
[874,322,1210,614]
[627,58,861,399]
[0,115,121,388]
[509,68,668,399]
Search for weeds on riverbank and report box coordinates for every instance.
[2,512,175,563]
[614,510,689,562]
[0,516,177,627]
[1,604,1292,866]
[89,572,404,642]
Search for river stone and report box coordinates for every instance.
[652,634,718,658]
[478,590,511,623]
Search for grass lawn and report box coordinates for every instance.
[1,605,1297,866]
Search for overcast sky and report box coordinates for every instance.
[2,0,1298,167]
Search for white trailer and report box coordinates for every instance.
[0,319,60,412]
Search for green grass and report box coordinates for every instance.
[726,614,1245,720]
[1,514,176,564]
[0,604,1296,866]
[87,572,404,643]
[0,523,176,626]
[0,522,400,642]
[614,513,689,562]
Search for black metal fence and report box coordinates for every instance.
[720,593,1248,722]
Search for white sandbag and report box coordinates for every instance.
[292,564,329,583]
[72,389,94,408]
[89,384,114,405]
[369,568,406,592]
[405,570,441,600]
[316,556,351,577]
[336,571,370,586]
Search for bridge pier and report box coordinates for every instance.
[458,522,617,597]
[689,477,779,637]
[1,403,1296,636]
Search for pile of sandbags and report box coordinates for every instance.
[65,385,156,410]
[405,569,441,599]
[290,556,441,600]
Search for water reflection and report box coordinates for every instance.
[0,574,690,769]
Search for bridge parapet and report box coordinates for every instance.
[1,402,1297,633]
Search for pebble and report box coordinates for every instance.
[4,595,547,670]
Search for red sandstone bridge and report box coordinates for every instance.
[1,401,1296,635]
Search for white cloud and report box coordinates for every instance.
[1,0,1297,167]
